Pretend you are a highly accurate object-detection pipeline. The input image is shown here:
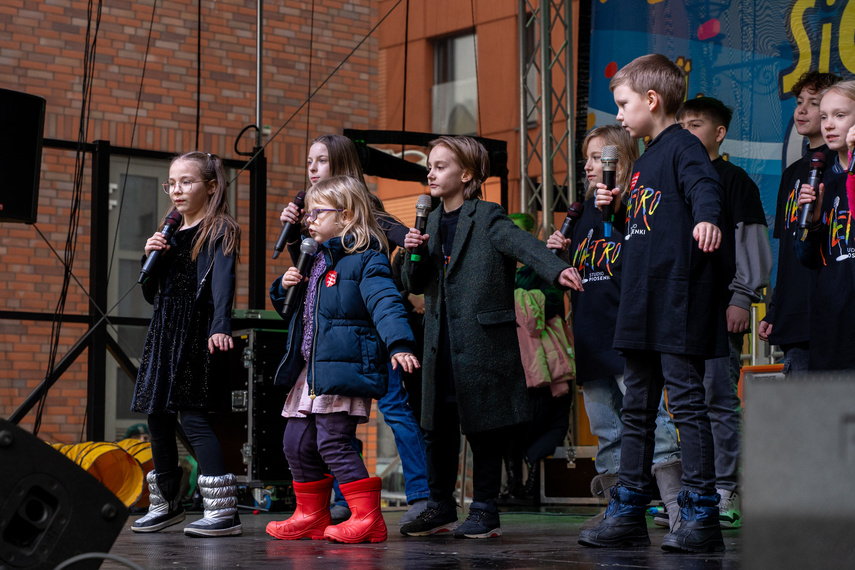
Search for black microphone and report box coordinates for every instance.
[408,194,433,277]
[601,145,619,238]
[282,237,319,315]
[138,211,183,284]
[799,152,826,241]
[273,190,306,259]
[554,201,584,254]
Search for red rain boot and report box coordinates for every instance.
[266,476,333,540]
[323,477,387,543]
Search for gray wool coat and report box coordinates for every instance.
[403,198,570,434]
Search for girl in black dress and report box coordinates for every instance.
[131,151,242,538]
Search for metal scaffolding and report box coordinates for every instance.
[518,0,575,239]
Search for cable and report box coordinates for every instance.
[470,0,481,136]
[196,0,202,148]
[54,552,145,570]
[304,0,316,153]
[227,0,405,187]
[400,0,409,154]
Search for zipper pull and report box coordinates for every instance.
[309,388,316,400]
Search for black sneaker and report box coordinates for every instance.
[453,501,502,539]
[400,500,459,536]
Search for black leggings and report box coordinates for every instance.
[148,410,227,476]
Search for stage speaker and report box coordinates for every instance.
[743,372,855,569]
[0,419,128,570]
[0,88,46,224]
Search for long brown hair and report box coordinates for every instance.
[581,125,640,201]
[162,151,240,261]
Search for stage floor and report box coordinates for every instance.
[100,505,741,569]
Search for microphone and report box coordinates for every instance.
[601,145,619,238]
[282,237,319,315]
[138,211,183,284]
[554,201,584,254]
[273,191,306,259]
[798,152,826,241]
[408,194,433,277]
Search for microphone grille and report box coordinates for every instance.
[416,194,433,211]
[810,152,826,168]
[601,145,619,163]
[294,190,306,207]
[300,237,319,255]
[166,211,183,225]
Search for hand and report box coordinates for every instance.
[595,185,621,211]
[726,305,751,333]
[391,352,420,374]
[693,222,721,252]
[208,333,234,353]
[797,182,824,224]
[558,267,584,291]
[144,232,169,256]
[280,201,303,228]
[546,230,571,252]
[404,227,429,251]
[847,124,855,156]
[758,320,772,342]
[408,293,425,314]
[280,266,306,289]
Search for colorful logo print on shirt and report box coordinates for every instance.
[623,172,661,240]
[822,195,854,264]
[572,229,621,284]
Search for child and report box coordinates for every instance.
[131,151,242,537]
[760,71,841,372]
[576,54,727,553]
[547,125,682,531]
[267,175,419,544]
[676,97,773,529]
[400,135,582,539]
[279,134,430,527]
[795,80,855,370]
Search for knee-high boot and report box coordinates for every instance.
[266,476,334,540]
[323,477,387,543]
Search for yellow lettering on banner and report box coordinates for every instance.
[782,0,815,94]
[840,0,855,75]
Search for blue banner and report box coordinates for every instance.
[586,0,855,285]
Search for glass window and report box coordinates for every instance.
[432,33,479,135]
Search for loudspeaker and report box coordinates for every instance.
[743,372,855,569]
[0,419,128,570]
[0,88,46,224]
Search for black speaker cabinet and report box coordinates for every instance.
[0,88,46,224]
[0,419,128,570]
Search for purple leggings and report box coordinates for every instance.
[283,412,368,484]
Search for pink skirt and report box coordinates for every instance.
[281,365,371,424]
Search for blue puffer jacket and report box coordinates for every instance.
[270,236,416,399]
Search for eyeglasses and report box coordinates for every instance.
[162,179,204,194]
[303,208,344,224]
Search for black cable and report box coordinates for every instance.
[304,0,316,154]
[196,0,202,148]
[470,0,481,136]
[228,0,405,186]
[400,0,409,154]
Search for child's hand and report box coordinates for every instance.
[546,230,571,252]
[281,266,306,289]
[408,293,425,315]
[280,201,304,228]
[758,320,772,342]
[208,333,234,354]
[391,352,420,374]
[726,305,750,333]
[693,222,721,252]
[594,184,621,211]
[797,182,824,224]
[144,231,169,257]
[558,267,584,291]
[404,227,429,251]
[847,124,855,155]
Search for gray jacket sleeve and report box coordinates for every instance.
[729,221,772,310]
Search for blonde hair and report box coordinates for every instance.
[306,175,388,254]
[609,54,686,116]
[822,80,855,104]
[163,151,240,261]
[582,125,640,200]
[428,136,490,200]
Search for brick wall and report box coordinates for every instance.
[0,0,379,447]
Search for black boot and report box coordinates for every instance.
[578,485,651,548]
[499,451,524,503]
[661,491,725,553]
[518,459,540,504]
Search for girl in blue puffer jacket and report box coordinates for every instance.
[267,175,419,544]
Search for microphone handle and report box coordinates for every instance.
[553,216,574,255]
[282,252,314,314]
[408,213,429,277]
[798,168,823,238]
[139,224,178,283]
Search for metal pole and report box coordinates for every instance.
[256,0,263,148]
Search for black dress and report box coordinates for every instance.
[132,225,223,414]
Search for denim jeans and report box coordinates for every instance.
[582,375,680,475]
[618,351,716,496]
[332,364,430,506]
[703,333,743,491]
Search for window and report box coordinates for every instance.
[432,33,478,135]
